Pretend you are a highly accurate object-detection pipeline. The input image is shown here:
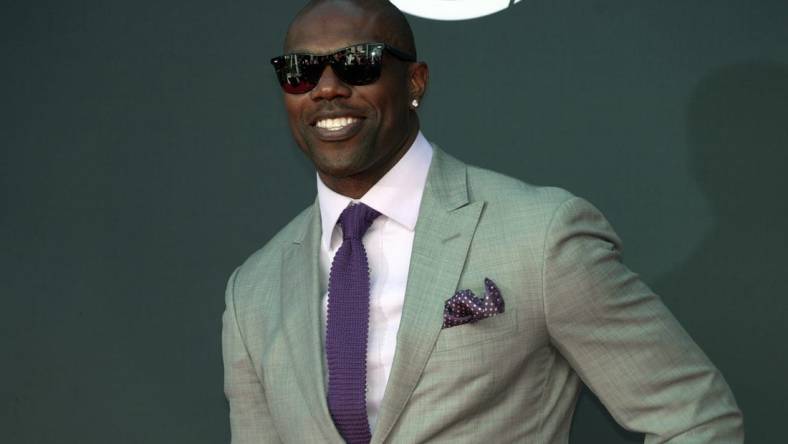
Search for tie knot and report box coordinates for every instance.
[338,203,381,240]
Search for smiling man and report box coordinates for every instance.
[280,1,426,199]
[222,1,743,443]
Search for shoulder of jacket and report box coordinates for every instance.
[234,204,316,283]
[465,164,576,209]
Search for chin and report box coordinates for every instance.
[310,148,370,177]
[316,162,365,180]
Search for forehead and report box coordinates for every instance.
[285,5,386,54]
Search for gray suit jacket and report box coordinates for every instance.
[222,147,743,443]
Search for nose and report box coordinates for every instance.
[309,64,351,100]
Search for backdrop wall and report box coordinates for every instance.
[2,1,786,442]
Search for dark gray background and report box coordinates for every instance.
[2,1,786,442]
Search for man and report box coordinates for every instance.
[222,0,743,442]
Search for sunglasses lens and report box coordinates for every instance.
[332,45,383,86]
[273,54,322,94]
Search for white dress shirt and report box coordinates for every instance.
[316,131,433,430]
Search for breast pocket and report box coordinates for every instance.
[433,310,518,353]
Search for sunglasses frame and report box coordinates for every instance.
[270,42,417,94]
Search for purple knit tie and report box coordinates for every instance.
[326,203,380,444]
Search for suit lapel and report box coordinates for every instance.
[373,147,484,443]
[279,203,344,443]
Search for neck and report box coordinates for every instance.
[319,126,419,199]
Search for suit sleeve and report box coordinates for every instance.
[542,197,744,443]
[222,267,283,444]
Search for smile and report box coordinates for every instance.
[315,116,361,131]
[311,115,365,141]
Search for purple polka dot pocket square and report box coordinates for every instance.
[442,278,505,329]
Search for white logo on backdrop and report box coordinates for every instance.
[390,0,523,21]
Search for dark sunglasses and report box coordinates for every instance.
[270,42,416,94]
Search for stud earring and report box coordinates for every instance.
[411,98,420,108]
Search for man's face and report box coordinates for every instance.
[282,6,423,191]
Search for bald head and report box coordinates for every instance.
[285,0,417,57]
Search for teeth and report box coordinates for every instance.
[316,117,359,131]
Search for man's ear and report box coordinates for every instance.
[408,61,429,104]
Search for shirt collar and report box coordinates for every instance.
[316,131,433,250]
